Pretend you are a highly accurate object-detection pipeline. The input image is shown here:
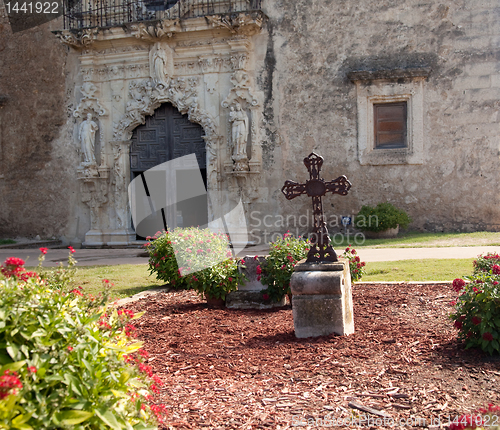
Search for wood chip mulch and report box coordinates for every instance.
[124,283,500,429]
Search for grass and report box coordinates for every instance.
[69,264,166,300]
[331,231,500,248]
[361,258,475,283]
[66,258,477,300]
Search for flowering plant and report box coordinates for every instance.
[259,232,311,303]
[342,246,366,282]
[450,255,500,355]
[146,227,245,300]
[473,252,500,275]
[0,253,167,428]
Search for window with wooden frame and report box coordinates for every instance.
[373,102,407,149]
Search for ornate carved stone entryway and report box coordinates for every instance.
[57,6,267,247]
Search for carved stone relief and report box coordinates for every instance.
[206,12,264,36]
[74,82,107,118]
[130,19,178,41]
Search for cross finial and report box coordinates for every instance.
[282,153,352,262]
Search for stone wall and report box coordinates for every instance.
[0,0,499,243]
[0,4,78,239]
[249,0,500,241]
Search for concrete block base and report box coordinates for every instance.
[226,291,287,309]
[290,259,354,338]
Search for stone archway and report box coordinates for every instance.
[130,102,208,235]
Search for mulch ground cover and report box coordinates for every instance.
[125,283,500,429]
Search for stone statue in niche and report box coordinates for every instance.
[79,113,98,165]
[229,102,249,171]
[149,42,173,87]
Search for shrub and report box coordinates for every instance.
[354,202,412,233]
[146,227,245,300]
[473,252,500,275]
[0,254,166,429]
[451,265,500,355]
[343,246,366,282]
[258,233,311,303]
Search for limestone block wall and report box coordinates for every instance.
[250,0,500,240]
[0,5,80,239]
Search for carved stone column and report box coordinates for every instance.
[107,140,136,246]
[77,166,110,247]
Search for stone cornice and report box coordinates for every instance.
[347,67,431,82]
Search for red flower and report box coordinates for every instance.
[27,366,37,373]
[39,247,48,255]
[68,246,75,253]
[472,316,482,325]
[452,278,466,292]
[0,370,23,399]
[257,275,261,281]
[67,346,73,352]
[262,293,269,300]
[492,264,500,275]
[454,320,463,330]
[70,289,83,296]
[228,277,233,282]
[483,332,493,341]
[256,265,262,275]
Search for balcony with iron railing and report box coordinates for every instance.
[63,0,263,30]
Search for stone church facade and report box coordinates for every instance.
[0,0,499,246]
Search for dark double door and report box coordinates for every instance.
[130,103,207,234]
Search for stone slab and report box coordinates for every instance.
[226,290,287,309]
[237,255,267,291]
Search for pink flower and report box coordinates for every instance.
[256,265,262,275]
[27,366,37,373]
[452,278,466,293]
[472,316,482,325]
[39,247,48,255]
[67,346,73,352]
[0,370,23,399]
[483,332,493,341]
[228,277,233,282]
[493,264,500,275]
[68,246,75,253]
[257,275,261,281]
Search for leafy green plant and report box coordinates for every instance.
[146,227,245,300]
[342,246,366,282]
[354,202,412,233]
[259,233,311,303]
[473,252,500,275]
[0,254,167,429]
[451,257,500,355]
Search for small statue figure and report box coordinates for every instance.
[229,103,250,172]
[230,103,249,159]
[149,42,173,87]
[79,113,98,165]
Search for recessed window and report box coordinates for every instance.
[374,102,407,149]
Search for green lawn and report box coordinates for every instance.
[70,264,166,300]
[361,258,475,283]
[332,231,500,248]
[69,257,478,300]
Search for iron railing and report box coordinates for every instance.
[63,0,263,30]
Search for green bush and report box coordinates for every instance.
[146,227,245,300]
[473,252,500,275]
[0,254,166,429]
[342,246,366,282]
[451,256,500,355]
[354,202,412,233]
[259,233,311,303]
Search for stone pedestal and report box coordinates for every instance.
[226,256,287,309]
[290,259,354,338]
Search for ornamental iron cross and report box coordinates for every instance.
[282,153,352,263]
